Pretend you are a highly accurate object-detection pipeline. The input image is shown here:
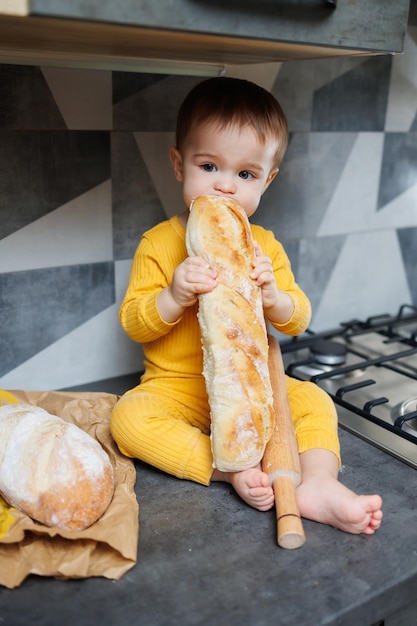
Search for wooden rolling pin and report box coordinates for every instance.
[262,334,305,549]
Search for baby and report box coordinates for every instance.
[111,77,383,535]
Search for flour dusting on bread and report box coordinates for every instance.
[0,403,114,531]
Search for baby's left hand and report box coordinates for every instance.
[251,242,279,309]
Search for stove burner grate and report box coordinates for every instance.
[280,304,417,468]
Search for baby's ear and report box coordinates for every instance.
[262,168,279,194]
[169,147,183,182]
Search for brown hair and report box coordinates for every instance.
[175,77,289,167]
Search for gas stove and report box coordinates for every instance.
[280,304,417,469]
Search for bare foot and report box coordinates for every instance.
[212,465,275,511]
[296,473,383,535]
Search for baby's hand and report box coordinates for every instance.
[251,242,279,310]
[170,256,217,308]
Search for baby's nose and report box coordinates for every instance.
[214,175,235,194]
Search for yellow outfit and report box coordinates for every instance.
[110,216,340,484]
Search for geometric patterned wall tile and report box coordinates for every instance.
[273,237,301,283]
[114,259,145,368]
[273,56,364,131]
[378,133,417,209]
[0,64,66,129]
[386,72,417,132]
[405,22,417,41]
[317,133,384,237]
[0,131,111,240]
[113,72,167,105]
[225,62,281,92]
[134,131,184,218]
[41,67,113,130]
[113,74,202,131]
[0,302,139,391]
[318,135,417,235]
[0,181,112,273]
[385,32,417,132]
[258,132,357,239]
[397,226,417,306]
[115,259,137,302]
[410,4,417,28]
[0,261,115,377]
[223,62,283,91]
[312,230,411,331]
[297,234,347,321]
[112,132,166,260]
[377,180,417,230]
[0,259,144,391]
[311,56,392,131]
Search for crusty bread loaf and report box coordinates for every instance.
[186,195,273,471]
[0,403,114,531]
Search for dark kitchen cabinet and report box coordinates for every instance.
[0,0,411,71]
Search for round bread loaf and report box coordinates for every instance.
[0,403,114,531]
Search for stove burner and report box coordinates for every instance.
[310,339,347,366]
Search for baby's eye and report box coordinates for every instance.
[202,163,217,172]
[239,170,254,180]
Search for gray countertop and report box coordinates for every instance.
[1,422,417,626]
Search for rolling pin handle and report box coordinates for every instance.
[273,475,305,549]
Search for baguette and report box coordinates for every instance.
[0,403,114,531]
[186,195,273,471]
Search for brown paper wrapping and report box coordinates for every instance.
[0,390,139,589]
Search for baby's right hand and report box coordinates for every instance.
[170,256,217,308]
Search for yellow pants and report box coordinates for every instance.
[110,376,340,486]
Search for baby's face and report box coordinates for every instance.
[170,121,279,218]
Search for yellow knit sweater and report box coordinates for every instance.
[119,215,311,383]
